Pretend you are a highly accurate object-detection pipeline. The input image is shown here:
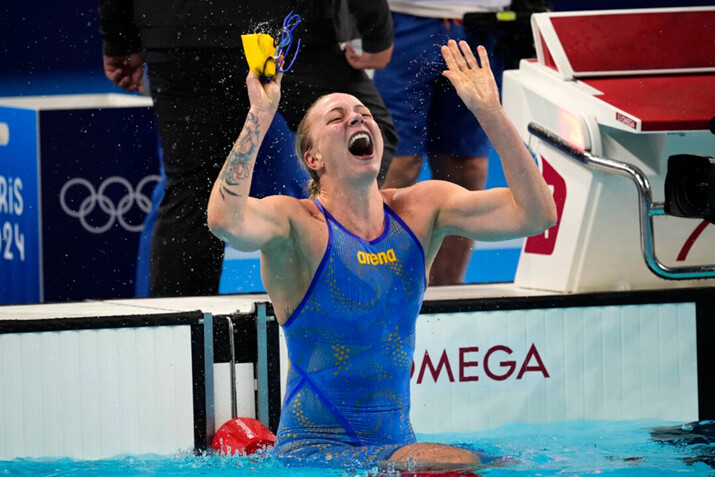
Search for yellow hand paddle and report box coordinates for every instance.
[241,33,279,80]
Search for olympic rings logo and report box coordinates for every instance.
[59,175,162,234]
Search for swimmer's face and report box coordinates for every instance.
[302,93,383,181]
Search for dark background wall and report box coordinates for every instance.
[1,3,108,95]
[1,4,102,76]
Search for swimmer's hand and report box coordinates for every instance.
[441,40,500,116]
[246,71,282,116]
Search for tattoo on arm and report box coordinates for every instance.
[218,185,241,201]
[218,112,261,198]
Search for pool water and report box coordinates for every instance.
[2,420,713,476]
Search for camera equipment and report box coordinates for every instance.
[664,154,715,224]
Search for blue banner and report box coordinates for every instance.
[0,106,41,304]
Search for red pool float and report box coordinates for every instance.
[211,417,276,456]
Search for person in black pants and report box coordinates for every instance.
[98,0,397,297]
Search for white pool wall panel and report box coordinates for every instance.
[410,303,698,434]
[0,326,195,460]
[213,362,256,427]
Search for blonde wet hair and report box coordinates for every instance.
[295,96,327,199]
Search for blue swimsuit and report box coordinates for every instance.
[272,200,427,469]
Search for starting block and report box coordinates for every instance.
[503,6,715,293]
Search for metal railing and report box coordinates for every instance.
[226,316,238,420]
[528,121,715,280]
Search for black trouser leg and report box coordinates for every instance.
[146,48,247,297]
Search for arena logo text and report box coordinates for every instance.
[357,248,397,265]
[411,343,549,384]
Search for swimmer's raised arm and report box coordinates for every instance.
[425,40,557,244]
[207,72,290,252]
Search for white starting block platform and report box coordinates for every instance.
[503,6,715,293]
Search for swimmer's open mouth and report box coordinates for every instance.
[348,132,374,157]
